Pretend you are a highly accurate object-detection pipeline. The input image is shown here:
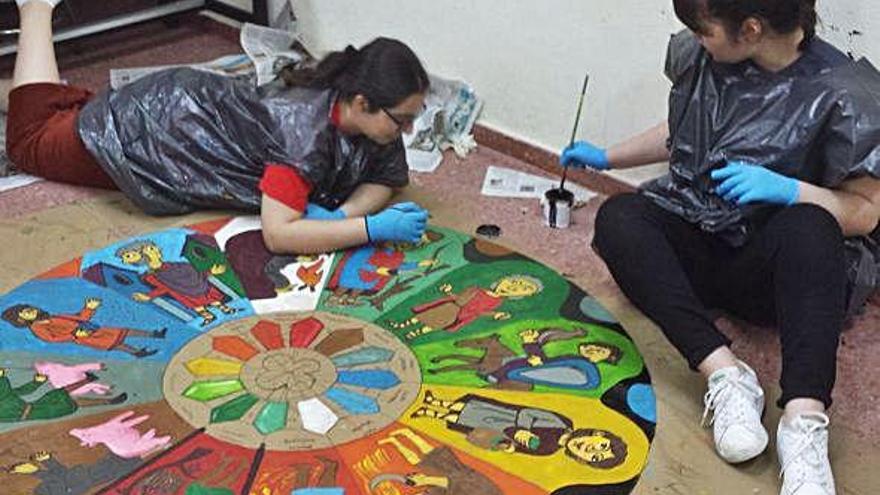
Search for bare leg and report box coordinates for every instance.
[12,2,60,89]
[782,398,825,423]
[696,345,739,378]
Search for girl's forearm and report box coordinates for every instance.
[606,121,671,169]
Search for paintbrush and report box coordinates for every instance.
[560,73,590,191]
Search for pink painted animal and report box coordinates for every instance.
[69,411,171,459]
[34,361,111,396]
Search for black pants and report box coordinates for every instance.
[593,193,846,408]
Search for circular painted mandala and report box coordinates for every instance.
[164,312,421,451]
[0,217,656,495]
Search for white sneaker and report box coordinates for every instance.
[702,361,769,463]
[778,412,835,495]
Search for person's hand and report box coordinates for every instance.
[711,161,799,205]
[74,329,91,339]
[560,141,610,170]
[132,292,151,302]
[519,329,540,343]
[304,203,346,220]
[365,202,428,244]
[209,264,226,276]
[85,298,101,309]
[513,430,540,448]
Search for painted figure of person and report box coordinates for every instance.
[390,275,543,340]
[6,450,141,495]
[486,329,622,391]
[115,240,238,326]
[2,298,165,357]
[370,428,502,495]
[0,368,126,423]
[410,391,627,469]
[326,231,444,306]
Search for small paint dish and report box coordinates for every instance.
[475,224,502,238]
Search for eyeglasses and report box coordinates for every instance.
[381,105,426,130]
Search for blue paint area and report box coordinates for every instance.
[336,369,400,390]
[0,278,195,361]
[332,245,418,292]
[325,386,380,414]
[579,296,618,324]
[292,489,344,495]
[80,228,253,330]
[331,346,394,368]
[335,246,385,292]
[507,358,601,390]
[81,228,192,273]
[626,383,657,423]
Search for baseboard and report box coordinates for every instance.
[473,124,636,196]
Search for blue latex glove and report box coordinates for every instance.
[710,161,799,205]
[559,141,610,170]
[365,202,428,244]
[303,203,346,220]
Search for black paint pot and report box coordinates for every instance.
[542,187,574,229]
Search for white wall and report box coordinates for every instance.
[279,0,880,154]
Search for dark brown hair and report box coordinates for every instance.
[565,428,629,469]
[2,304,49,327]
[673,0,817,49]
[279,37,429,112]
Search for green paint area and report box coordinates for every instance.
[183,379,244,402]
[316,227,472,321]
[210,393,259,423]
[253,401,288,434]
[185,483,234,495]
[377,259,569,347]
[411,317,644,399]
[183,235,246,297]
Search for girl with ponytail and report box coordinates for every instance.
[6,1,431,254]
[561,2,880,494]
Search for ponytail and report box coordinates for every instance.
[279,37,429,112]
[279,45,360,88]
[798,0,817,49]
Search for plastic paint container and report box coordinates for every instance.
[542,187,574,229]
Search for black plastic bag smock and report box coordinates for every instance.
[642,31,880,314]
[76,68,409,216]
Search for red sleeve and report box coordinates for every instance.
[259,164,313,213]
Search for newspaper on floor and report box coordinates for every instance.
[481,165,597,203]
[110,23,307,90]
[110,53,256,90]
[0,110,44,192]
[240,22,307,86]
[0,173,43,193]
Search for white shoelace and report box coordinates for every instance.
[779,415,831,486]
[701,371,762,428]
